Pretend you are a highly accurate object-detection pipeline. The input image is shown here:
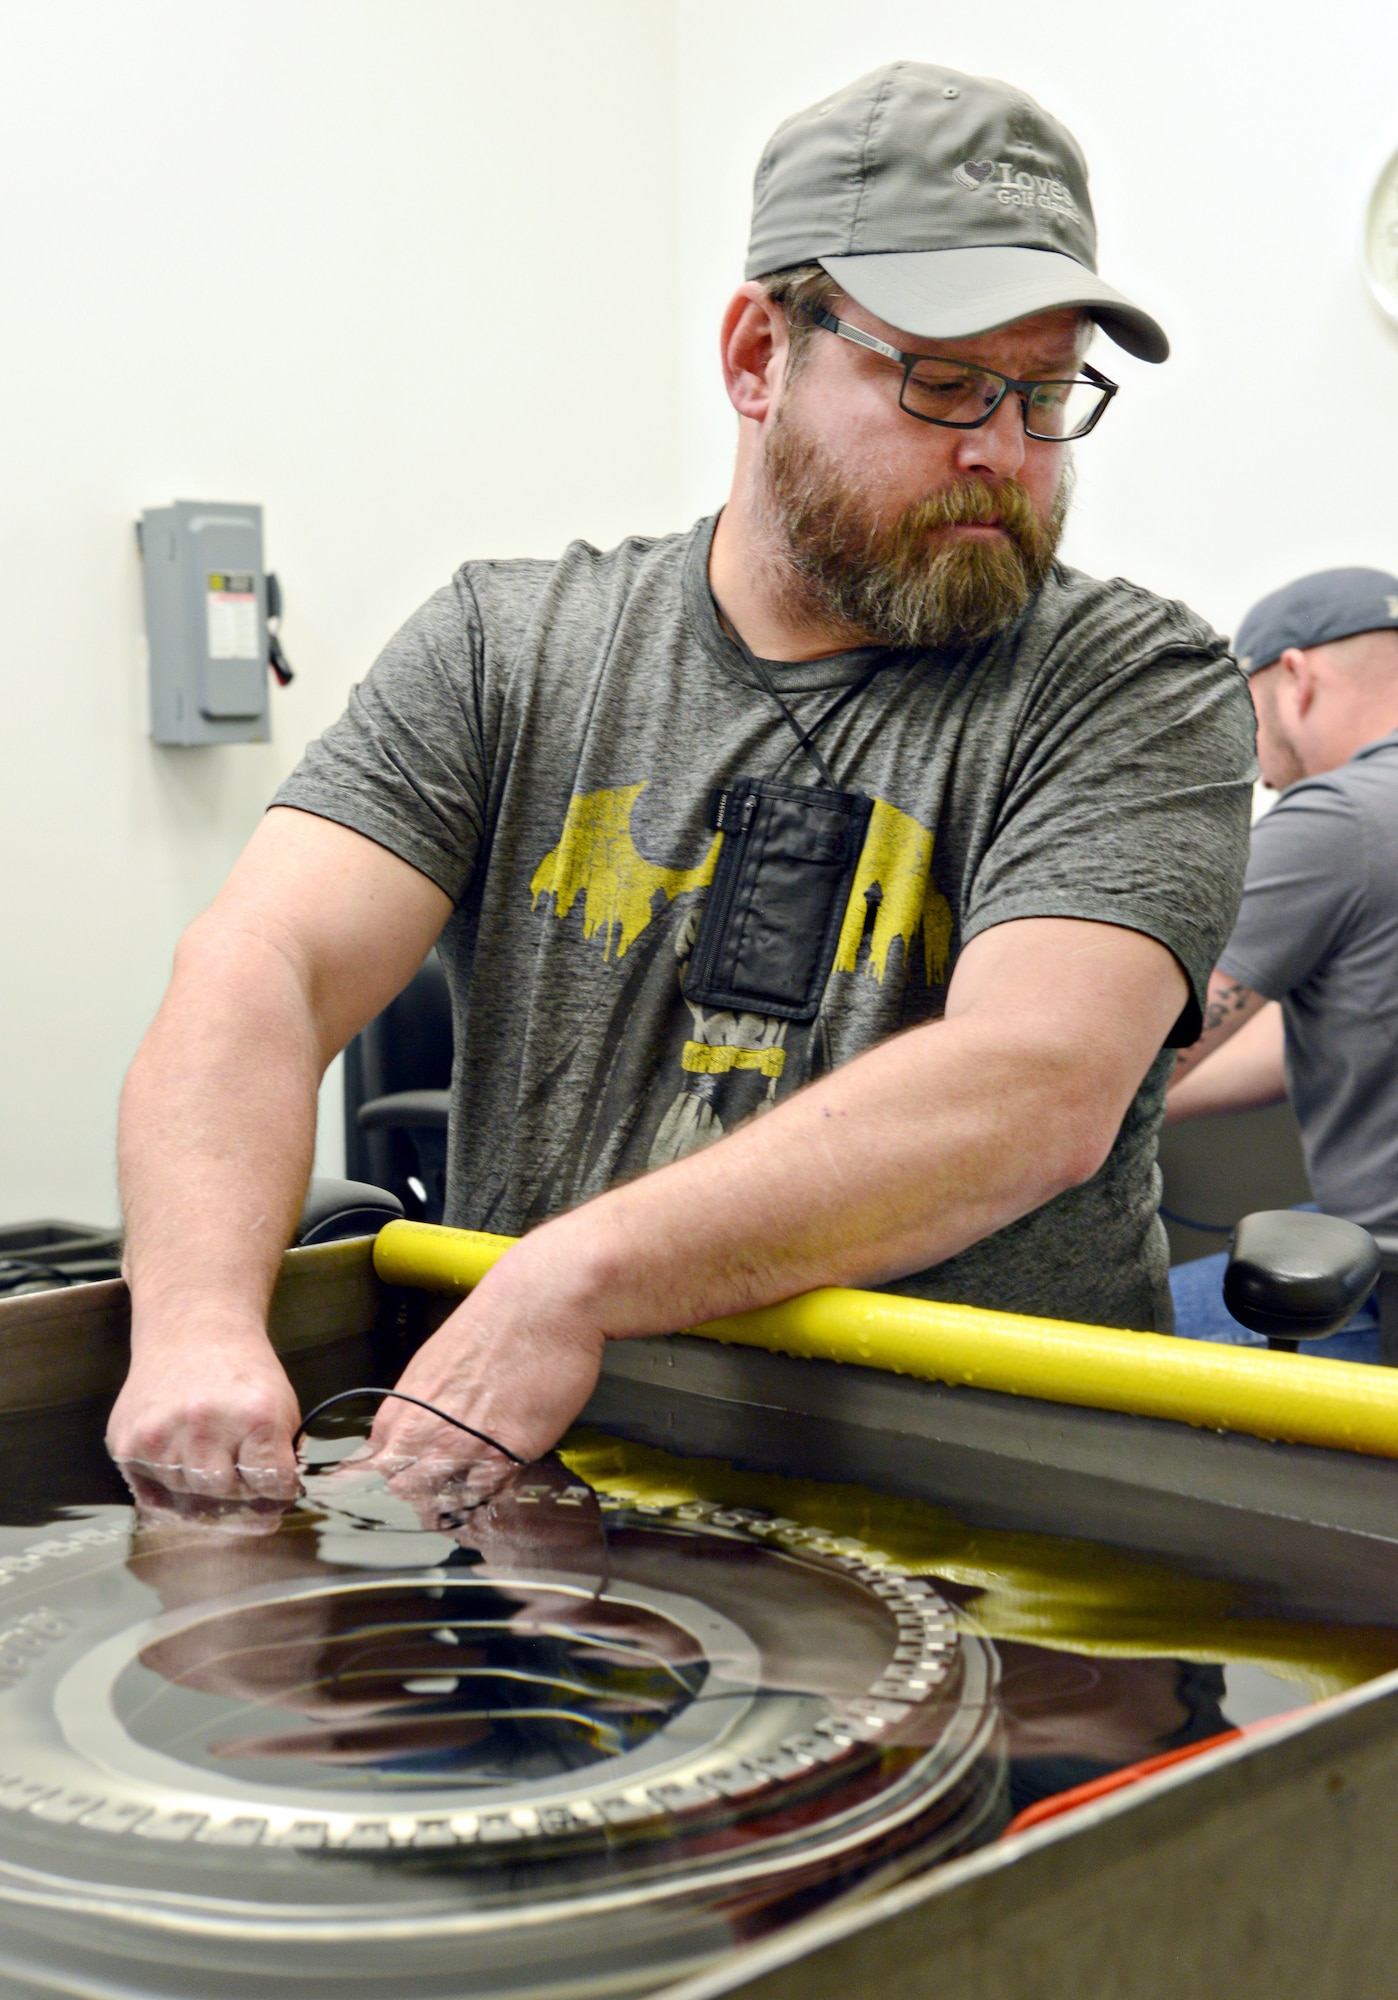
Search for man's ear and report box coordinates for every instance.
[1278,645,1317,717]
[720,283,789,423]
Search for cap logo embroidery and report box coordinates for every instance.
[954,158,1080,221]
[1387,594,1398,618]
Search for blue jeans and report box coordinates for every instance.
[1169,1206,1381,1363]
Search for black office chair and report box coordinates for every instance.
[296,1178,404,1244]
[343,950,452,1222]
[1377,1234,1398,1362]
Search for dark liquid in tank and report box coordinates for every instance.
[0,1370,1391,1999]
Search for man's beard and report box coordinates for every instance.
[760,402,1071,650]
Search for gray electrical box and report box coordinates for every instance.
[139,500,271,745]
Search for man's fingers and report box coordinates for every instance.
[111,1453,238,1499]
[106,1341,303,1504]
[181,1446,242,1494]
[113,1460,297,1533]
[234,1420,303,1498]
[114,1463,188,1514]
[109,1431,299,1501]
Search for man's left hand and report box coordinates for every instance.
[356,1240,607,1472]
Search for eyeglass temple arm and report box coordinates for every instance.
[808,307,904,364]
[815,307,1116,391]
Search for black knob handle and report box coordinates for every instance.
[1223,1210,1381,1347]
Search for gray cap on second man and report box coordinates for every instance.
[1235,569,1398,678]
[747,61,1168,363]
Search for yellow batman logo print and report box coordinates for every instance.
[833,797,953,986]
[532,784,952,984]
[530,782,720,959]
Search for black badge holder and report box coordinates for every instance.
[684,624,880,1024]
[686,779,872,1021]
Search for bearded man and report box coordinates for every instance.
[110,62,1255,1492]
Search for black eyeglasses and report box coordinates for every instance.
[804,307,1118,442]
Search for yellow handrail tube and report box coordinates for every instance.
[372,1219,1398,1462]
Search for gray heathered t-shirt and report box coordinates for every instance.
[1218,729,1398,1233]
[276,517,1255,1331]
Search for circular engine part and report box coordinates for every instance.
[0,1490,1003,1998]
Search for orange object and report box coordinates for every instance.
[1005,1705,1312,1836]
[1003,1730,1244,1836]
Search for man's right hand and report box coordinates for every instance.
[106,1308,303,1500]
[113,808,453,1497]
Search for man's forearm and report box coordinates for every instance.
[367,916,1189,1468]
[477,1004,1131,1352]
[367,1003,1129,1474]
[1168,970,1267,1087]
[109,808,455,1488]
[1164,1001,1286,1122]
[119,915,325,1338]
[501,919,1186,1344]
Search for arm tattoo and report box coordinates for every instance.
[1201,979,1256,1037]
[1169,976,1265,1087]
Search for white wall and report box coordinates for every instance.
[0,0,678,1226]
[4,0,1398,1228]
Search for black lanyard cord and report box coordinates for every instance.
[293,1387,532,1465]
[718,608,889,790]
[769,665,888,784]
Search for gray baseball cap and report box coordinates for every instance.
[746,61,1168,363]
[1235,568,1398,677]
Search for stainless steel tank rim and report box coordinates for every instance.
[0,1509,966,1858]
[0,1674,1001,1944]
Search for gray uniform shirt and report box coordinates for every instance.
[276,518,1254,1331]
[1218,729,1398,1232]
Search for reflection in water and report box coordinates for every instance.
[560,1431,1398,1709]
[112,1432,1368,1848]
[0,1399,1389,1997]
[997,1647,1231,1816]
[107,1427,1398,1831]
[126,1575,705,1787]
[558,1425,1398,1838]
[115,1449,719,1796]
